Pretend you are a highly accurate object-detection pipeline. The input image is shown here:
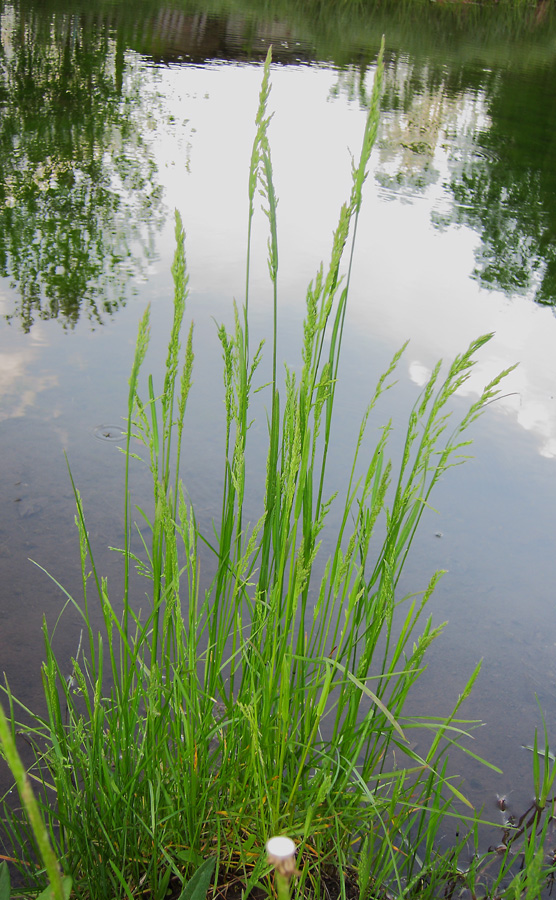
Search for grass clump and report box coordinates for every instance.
[1,41,553,900]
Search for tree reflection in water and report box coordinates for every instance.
[441,62,556,308]
[369,52,556,309]
[0,3,164,332]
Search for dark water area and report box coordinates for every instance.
[1,0,556,860]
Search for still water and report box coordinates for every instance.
[1,0,556,850]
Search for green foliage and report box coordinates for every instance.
[0,703,68,900]
[178,857,216,900]
[0,861,72,900]
[0,41,553,900]
[0,862,9,900]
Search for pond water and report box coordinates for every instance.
[1,0,556,854]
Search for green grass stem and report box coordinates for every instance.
[0,701,68,900]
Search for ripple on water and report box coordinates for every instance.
[93,424,126,443]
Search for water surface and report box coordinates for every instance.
[1,0,555,854]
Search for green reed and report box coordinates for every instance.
[1,41,553,900]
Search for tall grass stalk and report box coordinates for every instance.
[2,41,551,900]
[0,702,69,900]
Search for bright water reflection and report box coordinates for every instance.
[0,0,555,850]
